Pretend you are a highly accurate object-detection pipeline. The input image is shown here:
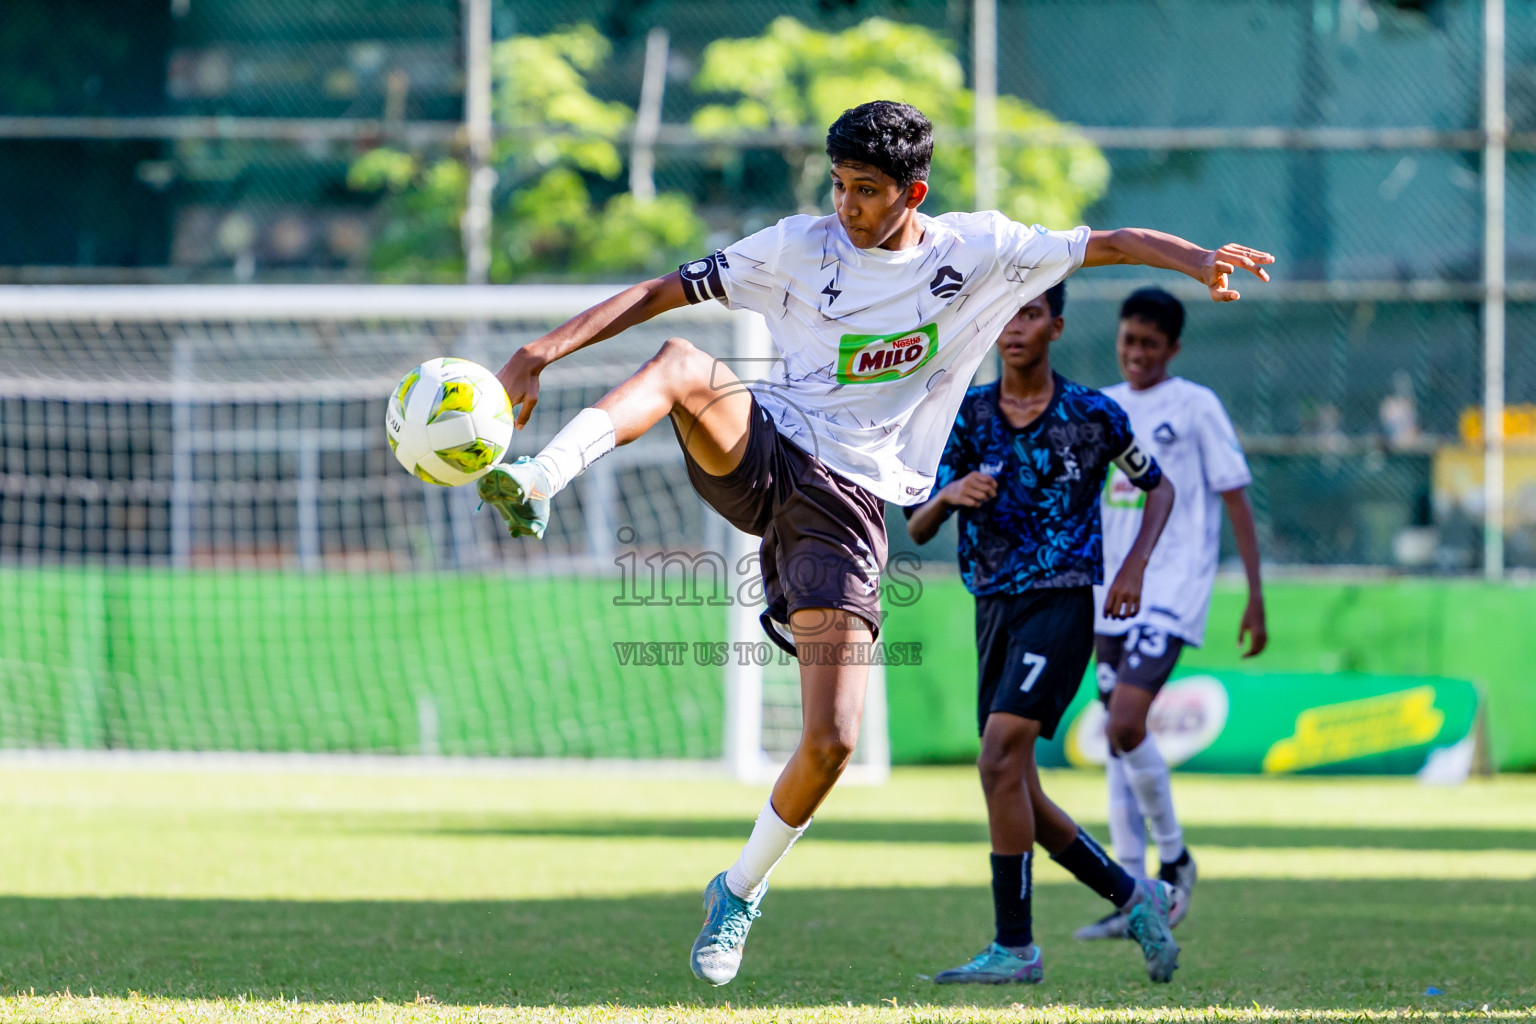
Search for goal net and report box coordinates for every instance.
[0,285,889,782]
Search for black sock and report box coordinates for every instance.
[1051,828,1137,908]
[1159,847,1191,884]
[990,852,1033,948]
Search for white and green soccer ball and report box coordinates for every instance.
[386,357,514,486]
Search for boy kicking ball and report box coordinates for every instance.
[905,282,1181,984]
[478,100,1271,986]
[1076,287,1267,941]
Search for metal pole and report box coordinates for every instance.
[461,0,494,285]
[723,312,770,782]
[1483,0,1507,579]
[972,0,998,212]
[630,27,669,202]
[295,441,321,570]
[170,339,192,567]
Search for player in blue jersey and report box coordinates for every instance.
[906,281,1180,984]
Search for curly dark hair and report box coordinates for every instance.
[825,100,933,188]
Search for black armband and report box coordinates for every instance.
[678,251,729,304]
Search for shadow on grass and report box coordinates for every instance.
[386,816,1536,851]
[0,880,1530,1010]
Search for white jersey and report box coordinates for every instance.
[1093,377,1251,646]
[679,211,1088,504]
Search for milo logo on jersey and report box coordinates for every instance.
[836,323,939,384]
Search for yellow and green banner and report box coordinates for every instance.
[882,576,1524,770]
[1037,671,1481,776]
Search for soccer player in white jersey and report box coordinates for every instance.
[1076,287,1268,942]
[475,101,1273,986]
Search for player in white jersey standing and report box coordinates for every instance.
[1077,287,1268,942]
[475,101,1273,986]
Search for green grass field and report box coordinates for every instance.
[0,764,1531,1024]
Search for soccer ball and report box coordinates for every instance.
[386,357,514,486]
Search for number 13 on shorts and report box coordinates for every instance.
[1020,652,1047,691]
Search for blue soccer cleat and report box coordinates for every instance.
[476,456,551,540]
[689,872,764,986]
[933,942,1045,985]
[1124,878,1181,983]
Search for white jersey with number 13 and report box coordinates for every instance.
[1094,376,1251,646]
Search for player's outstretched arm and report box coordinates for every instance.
[1103,475,1175,620]
[1084,229,1273,303]
[496,272,690,429]
[1221,486,1268,657]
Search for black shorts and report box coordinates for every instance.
[1093,626,1186,704]
[675,397,887,655]
[975,587,1095,739]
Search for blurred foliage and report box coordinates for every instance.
[0,0,168,116]
[691,16,1109,226]
[349,24,705,282]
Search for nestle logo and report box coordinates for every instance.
[854,335,927,375]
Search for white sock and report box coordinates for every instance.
[531,407,616,497]
[1106,754,1148,879]
[724,800,808,902]
[1121,736,1184,865]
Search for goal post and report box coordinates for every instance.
[0,285,890,782]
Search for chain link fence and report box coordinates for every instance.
[1,0,1531,571]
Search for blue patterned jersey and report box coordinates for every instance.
[912,374,1163,596]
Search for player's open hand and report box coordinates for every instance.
[1238,596,1268,657]
[942,471,999,508]
[1202,244,1274,302]
[496,345,546,430]
[1103,561,1145,620]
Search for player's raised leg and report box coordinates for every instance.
[691,607,872,985]
[479,336,753,538]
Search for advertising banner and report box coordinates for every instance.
[1036,672,1481,776]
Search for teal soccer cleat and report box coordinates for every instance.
[1124,878,1181,983]
[1073,910,1130,941]
[933,942,1044,985]
[476,456,551,539]
[689,872,764,986]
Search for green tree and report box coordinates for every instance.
[691,16,1109,227]
[350,25,706,282]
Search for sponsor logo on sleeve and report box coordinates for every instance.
[835,323,939,384]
